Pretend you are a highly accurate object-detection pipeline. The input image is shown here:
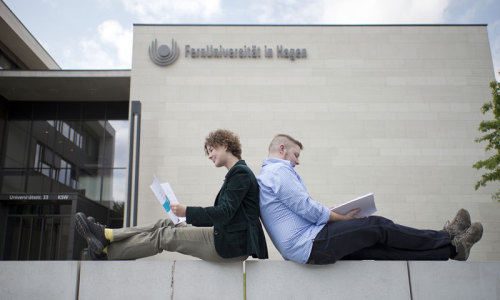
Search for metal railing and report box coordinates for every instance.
[4,215,70,260]
[0,193,123,260]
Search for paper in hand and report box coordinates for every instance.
[330,193,377,217]
[150,175,186,224]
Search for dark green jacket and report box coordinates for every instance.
[185,160,268,259]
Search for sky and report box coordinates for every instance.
[3,0,500,80]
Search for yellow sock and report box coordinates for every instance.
[103,247,108,254]
[104,228,114,243]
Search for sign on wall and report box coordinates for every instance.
[149,38,307,66]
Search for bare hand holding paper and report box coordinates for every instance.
[150,175,186,225]
[330,193,377,217]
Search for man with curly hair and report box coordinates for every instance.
[74,129,268,261]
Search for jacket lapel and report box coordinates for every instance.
[214,187,222,205]
[214,160,244,205]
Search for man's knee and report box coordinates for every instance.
[154,218,174,228]
[157,227,179,251]
[368,216,394,226]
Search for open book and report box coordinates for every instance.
[330,193,377,217]
[150,175,186,225]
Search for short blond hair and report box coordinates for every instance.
[268,134,303,152]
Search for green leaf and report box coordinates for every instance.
[473,77,500,195]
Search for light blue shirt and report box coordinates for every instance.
[257,158,330,264]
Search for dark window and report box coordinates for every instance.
[0,101,128,260]
[0,101,128,203]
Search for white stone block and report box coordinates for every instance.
[246,261,411,299]
[173,260,244,299]
[0,261,78,300]
[79,261,173,300]
[409,261,500,300]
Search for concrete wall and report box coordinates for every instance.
[130,25,499,261]
[1,260,499,299]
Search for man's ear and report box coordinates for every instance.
[279,144,285,154]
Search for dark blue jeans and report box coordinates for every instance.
[307,216,454,265]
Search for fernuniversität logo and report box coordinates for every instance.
[149,39,180,66]
[148,38,308,65]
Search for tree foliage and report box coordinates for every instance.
[473,76,500,200]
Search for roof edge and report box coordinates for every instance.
[133,23,488,27]
[0,0,60,69]
[0,69,131,78]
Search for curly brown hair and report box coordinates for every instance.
[204,129,242,159]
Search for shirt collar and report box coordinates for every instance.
[262,157,295,168]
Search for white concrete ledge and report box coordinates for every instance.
[0,261,79,300]
[0,260,499,300]
[79,261,173,300]
[246,261,411,299]
[409,261,500,300]
[174,260,243,299]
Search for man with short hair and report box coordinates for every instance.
[257,134,483,264]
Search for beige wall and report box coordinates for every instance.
[131,25,499,261]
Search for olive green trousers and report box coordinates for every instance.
[107,218,247,262]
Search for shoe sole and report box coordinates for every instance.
[470,222,483,243]
[75,213,104,255]
[89,250,108,260]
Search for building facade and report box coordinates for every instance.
[0,1,128,259]
[132,25,499,261]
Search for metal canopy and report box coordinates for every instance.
[0,70,131,101]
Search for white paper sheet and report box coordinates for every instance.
[150,175,186,224]
[330,193,377,217]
